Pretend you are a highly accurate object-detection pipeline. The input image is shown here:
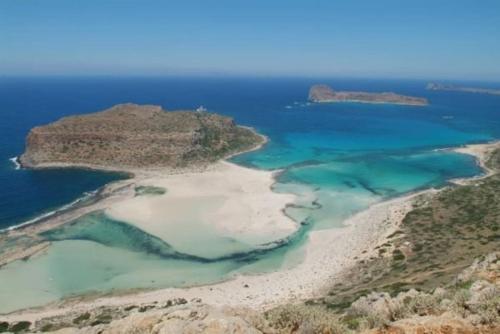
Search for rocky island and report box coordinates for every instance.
[19,103,265,170]
[309,84,428,106]
[427,82,500,95]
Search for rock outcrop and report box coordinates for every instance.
[349,252,499,332]
[11,301,271,334]
[308,84,428,106]
[19,104,264,170]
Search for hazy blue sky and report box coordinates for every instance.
[1,0,500,80]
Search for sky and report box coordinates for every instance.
[1,0,500,80]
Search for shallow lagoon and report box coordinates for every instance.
[0,149,482,314]
[0,77,497,313]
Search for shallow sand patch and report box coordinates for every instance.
[105,161,298,258]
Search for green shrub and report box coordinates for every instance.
[450,289,471,318]
[40,323,54,332]
[90,314,112,326]
[0,322,9,333]
[266,304,350,334]
[358,313,387,330]
[403,293,441,317]
[468,287,500,325]
[392,249,405,261]
[9,321,31,333]
[73,312,91,324]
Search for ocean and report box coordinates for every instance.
[0,76,499,312]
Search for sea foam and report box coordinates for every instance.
[3,190,99,232]
[9,156,21,170]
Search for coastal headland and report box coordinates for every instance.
[19,103,264,170]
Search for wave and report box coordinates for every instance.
[9,156,21,170]
[2,189,99,232]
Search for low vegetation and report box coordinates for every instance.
[263,253,498,333]
[20,103,264,169]
[134,185,167,196]
[323,148,500,310]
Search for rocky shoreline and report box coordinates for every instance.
[19,103,265,171]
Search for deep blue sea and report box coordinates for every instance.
[1,77,499,229]
[1,77,500,312]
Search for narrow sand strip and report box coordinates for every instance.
[451,141,500,185]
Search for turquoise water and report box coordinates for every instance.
[0,77,498,313]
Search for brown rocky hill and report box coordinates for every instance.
[19,104,264,170]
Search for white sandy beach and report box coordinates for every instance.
[450,141,500,185]
[106,161,298,256]
[1,141,499,322]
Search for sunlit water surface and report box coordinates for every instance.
[0,77,499,313]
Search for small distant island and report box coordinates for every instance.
[426,82,500,95]
[19,103,265,170]
[308,84,428,106]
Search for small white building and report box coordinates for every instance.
[196,105,207,113]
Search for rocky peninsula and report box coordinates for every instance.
[427,82,500,96]
[19,103,265,171]
[309,84,428,106]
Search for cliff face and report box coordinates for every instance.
[20,104,264,169]
[309,84,428,106]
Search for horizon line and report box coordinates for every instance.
[2,73,500,84]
